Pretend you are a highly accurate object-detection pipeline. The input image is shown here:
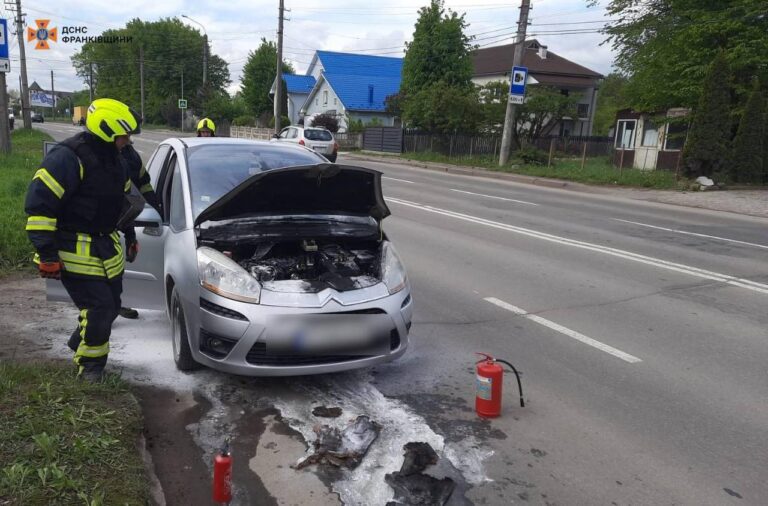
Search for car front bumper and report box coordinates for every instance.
[189,285,413,376]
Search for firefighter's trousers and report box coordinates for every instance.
[62,273,123,370]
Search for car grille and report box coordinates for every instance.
[200,298,248,321]
[246,329,401,366]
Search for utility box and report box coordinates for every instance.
[72,106,87,126]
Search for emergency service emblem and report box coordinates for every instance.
[27,20,57,50]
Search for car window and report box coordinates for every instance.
[169,160,187,230]
[288,128,299,139]
[279,128,290,139]
[186,143,326,218]
[159,153,178,223]
[304,129,333,141]
[148,145,171,189]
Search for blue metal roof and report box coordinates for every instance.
[312,52,403,112]
[283,74,316,94]
[324,73,401,112]
[316,51,403,77]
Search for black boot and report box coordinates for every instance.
[118,307,139,319]
[78,362,106,383]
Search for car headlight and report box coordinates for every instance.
[197,247,261,303]
[381,242,408,294]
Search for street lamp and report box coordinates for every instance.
[181,14,208,86]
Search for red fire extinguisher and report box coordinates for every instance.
[475,353,525,418]
[213,438,233,504]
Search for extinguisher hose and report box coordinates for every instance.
[496,359,525,407]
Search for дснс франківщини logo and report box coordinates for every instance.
[27,19,57,50]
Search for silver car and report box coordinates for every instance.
[273,126,338,162]
[53,138,412,376]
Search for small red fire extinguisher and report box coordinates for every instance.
[475,353,525,418]
[213,438,233,504]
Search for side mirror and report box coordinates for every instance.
[134,206,162,229]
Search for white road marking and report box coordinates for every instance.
[386,197,768,295]
[614,218,768,250]
[383,176,415,184]
[484,297,642,363]
[450,188,538,206]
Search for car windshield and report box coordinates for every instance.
[186,143,324,218]
[304,129,333,141]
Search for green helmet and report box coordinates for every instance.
[85,98,141,143]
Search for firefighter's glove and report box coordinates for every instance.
[39,261,62,280]
[126,240,139,263]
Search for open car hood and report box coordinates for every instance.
[194,164,391,227]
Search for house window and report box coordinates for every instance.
[664,121,687,150]
[615,119,637,149]
[323,91,328,105]
[577,103,589,118]
[333,97,337,105]
[641,120,658,146]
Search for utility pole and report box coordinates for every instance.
[13,0,31,128]
[274,0,285,133]
[202,33,207,86]
[0,72,10,153]
[499,0,531,166]
[50,69,55,121]
[139,46,145,121]
[180,67,184,132]
[88,62,93,102]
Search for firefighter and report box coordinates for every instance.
[25,98,142,382]
[197,117,215,137]
[117,143,161,320]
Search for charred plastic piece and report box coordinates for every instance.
[295,415,379,470]
[312,406,343,418]
[385,442,456,506]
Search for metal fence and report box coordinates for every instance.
[363,127,403,153]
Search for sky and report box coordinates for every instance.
[0,0,616,98]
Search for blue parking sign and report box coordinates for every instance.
[510,66,528,97]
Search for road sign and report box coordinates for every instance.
[178,99,188,109]
[0,19,10,73]
[510,65,528,98]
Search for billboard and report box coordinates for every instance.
[30,91,57,108]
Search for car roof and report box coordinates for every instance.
[166,137,281,148]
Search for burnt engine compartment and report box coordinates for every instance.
[232,240,381,292]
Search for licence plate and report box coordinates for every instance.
[312,145,327,152]
[266,314,391,356]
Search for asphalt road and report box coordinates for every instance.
[35,123,768,505]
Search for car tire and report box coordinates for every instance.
[170,287,200,371]
[327,153,337,163]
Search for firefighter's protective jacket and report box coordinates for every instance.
[25,132,136,279]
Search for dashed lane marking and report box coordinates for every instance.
[450,188,538,206]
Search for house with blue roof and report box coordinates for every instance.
[273,50,403,131]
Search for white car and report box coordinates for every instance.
[273,126,338,162]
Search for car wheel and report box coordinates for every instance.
[171,287,200,371]
[327,153,337,163]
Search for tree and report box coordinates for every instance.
[71,18,230,125]
[593,73,629,136]
[728,81,765,183]
[402,82,480,134]
[400,0,475,132]
[596,0,768,113]
[240,38,294,119]
[310,113,339,132]
[477,81,507,135]
[682,54,732,178]
[515,87,578,143]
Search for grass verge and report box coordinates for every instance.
[0,129,52,276]
[402,151,683,189]
[0,361,149,505]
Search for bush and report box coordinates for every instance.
[268,115,290,128]
[233,115,256,126]
[514,146,549,165]
[311,113,340,132]
[347,118,365,133]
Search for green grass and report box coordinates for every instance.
[0,361,149,505]
[0,129,53,276]
[402,151,683,189]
